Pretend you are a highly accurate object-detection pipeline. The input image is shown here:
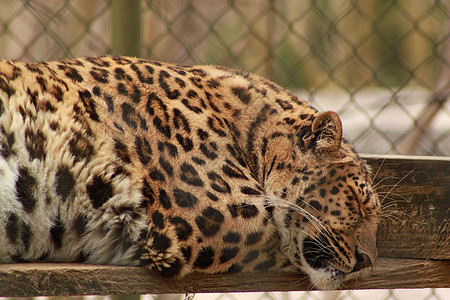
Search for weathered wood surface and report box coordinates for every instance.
[0,155,449,296]
[366,155,450,260]
[0,258,449,297]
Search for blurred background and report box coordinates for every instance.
[1,0,449,156]
[0,0,449,299]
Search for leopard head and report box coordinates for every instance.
[263,111,381,289]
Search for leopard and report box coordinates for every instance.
[0,55,381,290]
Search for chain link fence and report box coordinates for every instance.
[139,0,450,156]
[0,0,449,299]
[1,0,449,156]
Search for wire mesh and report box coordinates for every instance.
[141,288,450,299]
[0,0,449,299]
[139,0,450,156]
[0,0,448,155]
[0,0,110,59]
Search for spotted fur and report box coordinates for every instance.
[0,56,380,289]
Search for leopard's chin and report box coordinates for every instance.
[305,264,344,290]
[305,264,373,290]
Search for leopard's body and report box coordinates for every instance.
[0,56,380,289]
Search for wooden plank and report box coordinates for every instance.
[0,258,449,297]
[363,155,450,260]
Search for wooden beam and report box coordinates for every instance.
[0,258,449,296]
[364,155,450,260]
[111,0,141,57]
[0,155,449,296]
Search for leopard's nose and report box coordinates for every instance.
[351,248,373,273]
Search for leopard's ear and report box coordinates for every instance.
[311,111,342,155]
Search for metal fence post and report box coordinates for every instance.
[111,0,141,57]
